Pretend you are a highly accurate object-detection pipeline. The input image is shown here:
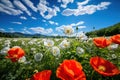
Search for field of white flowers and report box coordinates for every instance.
[0,26,120,80]
[0,36,120,80]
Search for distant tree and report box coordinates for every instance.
[86,22,120,37]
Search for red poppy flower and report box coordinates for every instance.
[30,70,52,80]
[6,46,25,62]
[93,37,111,48]
[111,34,120,44]
[56,59,86,80]
[90,56,120,76]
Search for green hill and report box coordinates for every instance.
[86,22,120,37]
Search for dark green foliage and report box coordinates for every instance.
[86,22,120,37]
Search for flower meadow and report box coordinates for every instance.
[0,34,120,80]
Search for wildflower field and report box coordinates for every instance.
[0,34,120,80]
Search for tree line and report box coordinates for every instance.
[86,22,120,37]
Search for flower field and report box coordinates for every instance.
[0,34,120,80]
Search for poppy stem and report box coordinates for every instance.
[91,70,95,80]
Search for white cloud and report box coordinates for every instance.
[20,16,27,20]
[51,33,59,36]
[14,0,31,16]
[1,0,14,8]
[49,21,54,24]
[58,0,61,3]
[60,0,74,8]
[22,0,37,12]
[0,28,5,32]
[37,0,60,19]
[31,17,37,20]
[62,1,111,16]
[77,0,89,6]
[48,20,59,25]
[46,28,53,34]
[0,3,23,15]
[29,27,53,34]
[71,21,84,26]
[22,27,31,34]
[61,8,75,16]
[56,25,65,32]
[56,21,85,32]
[78,26,86,29]
[0,6,11,15]
[12,22,22,25]
[42,19,46,22]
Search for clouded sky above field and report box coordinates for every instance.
[0,0,120,36]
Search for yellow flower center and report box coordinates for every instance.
[98,65,106,72]
[66,30,70,33]
[53,49,57,54]
[48,42,51,46]
[64,43,68,47]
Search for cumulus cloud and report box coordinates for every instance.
[31,17,37,20]
[51,33,59,36]
[56,25,64,33]
[0,3,23,15]
[49,20,59,25]
[14,0,31,16]
[22,27,31,34]
[22,0,37,12]
[62,0,111,16]
[77,0,89,5]
[46,28,53,34]
[42,19,46,22]
[59,0,74,8]
[12,22,22,25]
[56,21,85,32]
[37,0,60,19]
[20,16,27,20]
[0,28,5,32]
[71,21,84,26]
[29,27,53,34]
[78,26,86,29]
[1,0,14,8]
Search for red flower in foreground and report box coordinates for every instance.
[93,37,111,48]
[6,46,25,62]
[31,70,52,80]
[111,34,120,44]
[56,60,86,80]
[90,56,120,76]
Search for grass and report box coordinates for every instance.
[0,38,120,80]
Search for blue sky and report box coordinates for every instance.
[0,0,120,36]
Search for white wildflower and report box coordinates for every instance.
[108,44,119,50]
[44,39,54,47]
[51,46,60,56]
[4,40,11,47]
[22,41,25,45]
[34,53,43,61]
[18,56,26,63]
[31,48,36,51]
[64,26,74,35]
[13,39,18,42]
[55,39,60,42]
[76,47,84,54]
[111,54,117,59]
[77,32,88,41]
[59,39,70,49]
[0,46,10,55]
